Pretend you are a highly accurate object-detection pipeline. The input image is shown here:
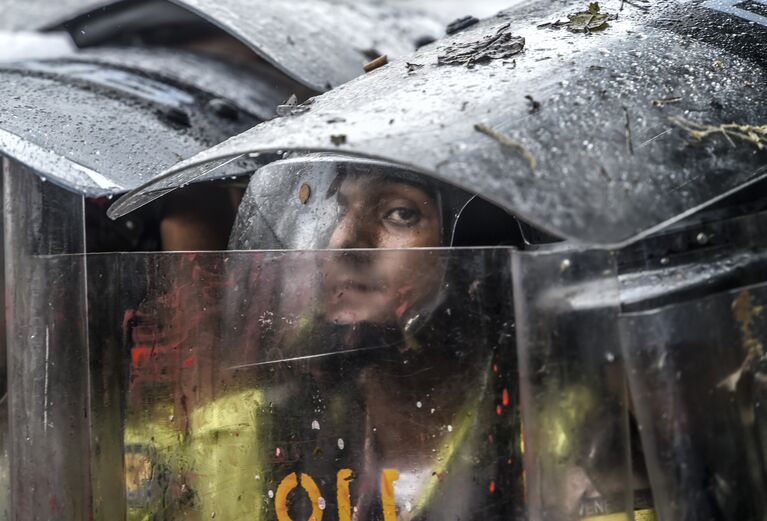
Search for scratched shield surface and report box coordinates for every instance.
[77,249,522,520]
[113,0,767,247]
[620,283,767,521]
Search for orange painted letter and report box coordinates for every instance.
[275,472,325,521]
[381,469,400,521]
[337,469,353,521]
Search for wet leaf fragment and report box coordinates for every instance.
[330,134,347,146]
[276,95,313,117]
[670,117,767,150]
[539,3,617,32]
[568,3,617,32]
[438,24,524,67]
[474,123,537,171]
[299,183,311,204]
[718,290,765,392]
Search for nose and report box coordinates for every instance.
[327,208,377,249]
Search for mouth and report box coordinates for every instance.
[331,278,382,295]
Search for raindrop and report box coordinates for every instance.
[338,438,345,450]
[318,497,326,510]
[696,232,709,245]
[560,259,572,272]
[447,425,453,433]
[605,352,615,362]
[268,490,274,499]
[406,501,413,512]
[312,420,320,430]
[416,401,423,409]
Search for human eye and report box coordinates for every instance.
[383,205,421,227]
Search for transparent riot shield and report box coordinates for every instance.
[97,248,519,521]
[4,160,90,520]
[621,284,767,521]
[513,249,638,521]
[8,190,522,521]
[619,212,767,521]
[0,160,8,521]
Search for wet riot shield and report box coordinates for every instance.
[7,0,767,519]
[0,162,7,520]
[13,152,767,521]
[616,207,767,521]
[4,161,92,520]
[47,0,441,92]
[513,249,637,521]
[514,199,767,521]
[4,163,522,520]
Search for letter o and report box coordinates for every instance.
[275,472,324,521]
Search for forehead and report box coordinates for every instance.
[335,173,436,201]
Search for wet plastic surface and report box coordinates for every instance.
[9,157,767,520]
[621,282,767,521]
[229,155,476,250]
[114,0,767,246]
[73,47,302,121]
[10,246,522,518]
[0,54,262,196]
[0,31,75,62]
[56,0,443,92]
[513,248,636,520]
[0,0,109,30]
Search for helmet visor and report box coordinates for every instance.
[229,155,475,251]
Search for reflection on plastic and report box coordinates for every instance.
[69,249,521,520]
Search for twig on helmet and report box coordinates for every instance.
[474,123,538,171]
[670,117,767,150]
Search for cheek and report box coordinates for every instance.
[378,219,441,249]
[379,252,445,309]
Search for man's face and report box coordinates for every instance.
[322,174,444,326]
